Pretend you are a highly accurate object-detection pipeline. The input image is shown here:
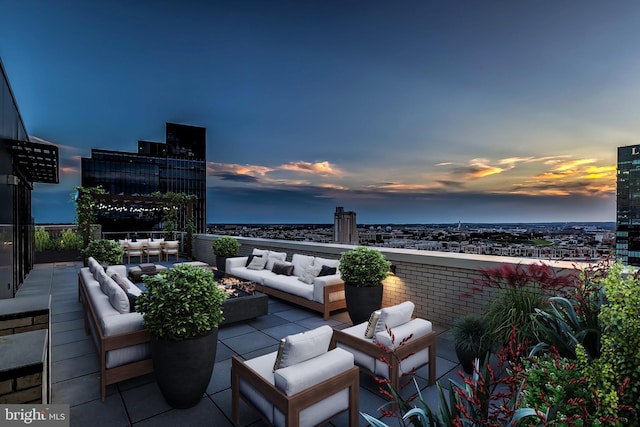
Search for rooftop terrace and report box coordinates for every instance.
[35,260,463,426]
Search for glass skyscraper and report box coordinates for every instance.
[616,144,640,266]
[81,123,206,234]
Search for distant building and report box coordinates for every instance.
[616,144,640,265]
[1,57,59,297]
[81,123,206,233]
[333,207,358,244]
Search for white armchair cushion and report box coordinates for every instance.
[274,348,354,395]
[291,254,315,277]
[374,318,433,379]
[103,276,130,314]
[276,325,333,369]
[334,322,376,373]
[374,301,415,336]
[375,318,433,350]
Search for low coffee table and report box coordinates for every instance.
[128,264,168,282]
[218,276,268,326]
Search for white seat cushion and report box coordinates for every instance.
[334,322,376,373]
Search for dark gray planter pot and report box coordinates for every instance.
[344,283,383,325]
[455,345,489,374]
[215,256,228,272]
[151,328,218,408]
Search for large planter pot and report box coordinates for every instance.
[215,256,227,272]
[455,345,489,374]
[151,328,218,408]
[344,283,383,325]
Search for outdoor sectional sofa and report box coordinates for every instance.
[77,257,152,400]
[226,249,346,320]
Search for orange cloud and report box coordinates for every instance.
[467,158,504,178]
[279,161,343,176]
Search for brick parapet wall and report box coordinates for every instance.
[193,234,582,326]
[0,312,49,336]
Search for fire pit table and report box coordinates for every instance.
[218,276,268,326]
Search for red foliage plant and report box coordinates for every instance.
[465,262,578,299]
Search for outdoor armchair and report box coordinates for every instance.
[232,325,360,427]
[331,301,436,393]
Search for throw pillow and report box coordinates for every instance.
[252,248,270,258]
[273,338,286,372]
[275,325,333,369]
[245,254,258,267]
[313,256,339,270]
[272,262,294,276]
[104,277,130,314]
[111,273,130,292]
[297,264,322,284]
[265,251,287,270]
[318,265,337,276]
[374,301,415,337]
[247,255,267,270]
[126,292,138,312]
[364,310,382,338]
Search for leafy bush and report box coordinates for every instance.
[581,262,639,423]
[136,264,227,340]
[468,262,578,348]
[451,313,491,353]
[211,236,240,257]
[35,227,51,251]
[339,246,390,287]
[82,239,124,265]
[56,228,83,250]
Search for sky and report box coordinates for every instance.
[1,0,638,224]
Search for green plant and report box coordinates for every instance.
[485,286,544,347]
[73,185,106,249]
[136,264,227,340]
[35,227,51,251]
[339,246,390,287]
[580,262,639,423]
[212,236,240,257]
[154,191,197,239]
[82,239,124,266]
[451,313,491,354]
[56,228,84,250]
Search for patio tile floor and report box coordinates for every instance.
[27,260,463,426]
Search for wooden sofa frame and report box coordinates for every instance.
[231,356,360,427]
[78,272,153,401]
[330,328,437,392]
[253,282,346,320]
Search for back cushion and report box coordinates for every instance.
[265,251,286,270]
[313,257,339,271]
[252,248,270,258]
[291,254,315,277]
[375,301,415,336]
[275,325,333,369]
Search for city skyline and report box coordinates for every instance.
[2,1,638,224]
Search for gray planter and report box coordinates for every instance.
[151,328,218,408]
[344,283,383,325]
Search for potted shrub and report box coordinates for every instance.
[82,239,124,266]
[136,264,227,408]
[339,246,391,324]
[212,236,240,272]
[451,313,491,374]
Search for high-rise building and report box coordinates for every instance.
[0,57,59,298]
[616,144,640,266]
[333,207,358,244]
[81,123,206,233]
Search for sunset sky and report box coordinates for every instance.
[1,0,637,224]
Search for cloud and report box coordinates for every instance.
[279,161,343,176]
[463,158,506,179]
